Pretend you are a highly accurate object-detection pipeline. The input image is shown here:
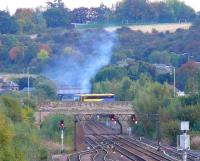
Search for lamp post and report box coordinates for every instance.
[170,66,176,97]
[27,67,30,99]
[27,66,35,99]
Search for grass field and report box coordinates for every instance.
[105,23,192,33]
[76,23,192,33]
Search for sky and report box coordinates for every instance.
[0,0,199,15]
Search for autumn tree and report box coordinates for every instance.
[8,46,22,61]
[176,61,200,92]
[14,8,46,34]
[14,8,35,34]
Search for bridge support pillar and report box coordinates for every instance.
[120,121,129,135]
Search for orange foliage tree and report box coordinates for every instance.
[8,46,22,60]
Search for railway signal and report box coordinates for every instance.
[110,114,117,124]
[59,119,64,129]
[59,119,64,153]
[131,114,138,124]
[110,114,116,121]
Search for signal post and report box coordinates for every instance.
[59,120,64,153]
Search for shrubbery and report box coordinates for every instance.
[40,114,74,152]
[0,96,49,161]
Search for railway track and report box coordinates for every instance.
[85,136,111,161]
[127,136,199,161]
[111,135,173,161]
[84,121,174,161]
[70,120,199,161]
[84,120,117,135]
[94,134,148,161]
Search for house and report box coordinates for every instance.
[168,85,186,97]
[153,64,173,75]
[57,85,87,101]
[0,78,19,93]
[177,91,186,97]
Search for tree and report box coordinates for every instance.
[149,51,171,65]
[93,66,128,82]
[0,10,18,34]
[149,2,174,22]
[44,0,71,27]
[1,96,23,122]
[33,77,57,100]
[46,0,64,8]
[32,9,47,32]
[88,4,111,23]
[8,46,22,61]
[37,49,49,60]
[71,7,89,23]
[166,0,195,22]
[43,8,71,27]
[14,8,47,34]
[176,61,200,92]
[133,76,172,137]
[14,8,35,34]
[115,0,149,23]
[0,113,16,161]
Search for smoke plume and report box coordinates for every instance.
[43,30,116,93]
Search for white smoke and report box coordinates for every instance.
[43,30,116,93]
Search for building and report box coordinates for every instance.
[57,85,87,101]
[0,78,19,93]
[153,64,173,75]
[177,91,186,97]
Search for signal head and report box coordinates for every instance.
[131,114,137,124]
[110,114,116,121]
[59,119,64,129]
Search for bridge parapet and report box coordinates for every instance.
[38,101,132,110]
[35,101,134,126]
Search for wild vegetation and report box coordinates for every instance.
[0,0,197,34]
[40,115,74,152]
[0,0,200,157]
[0,96,49,161]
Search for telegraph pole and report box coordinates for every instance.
[27,67,30,99]
[59,120,64,153]
[173,67,176,97]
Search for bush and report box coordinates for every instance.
[193,120,200,131]
[40,114,74,151]
[162,120,180,145]
[1,96,23,122]
[191,136,200,150]
[0,96,47,161]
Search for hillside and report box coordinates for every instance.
[0,0,200,159]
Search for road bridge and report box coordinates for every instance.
[36,101,135,151]
[35,101,134,124]
[36,101,134,133]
